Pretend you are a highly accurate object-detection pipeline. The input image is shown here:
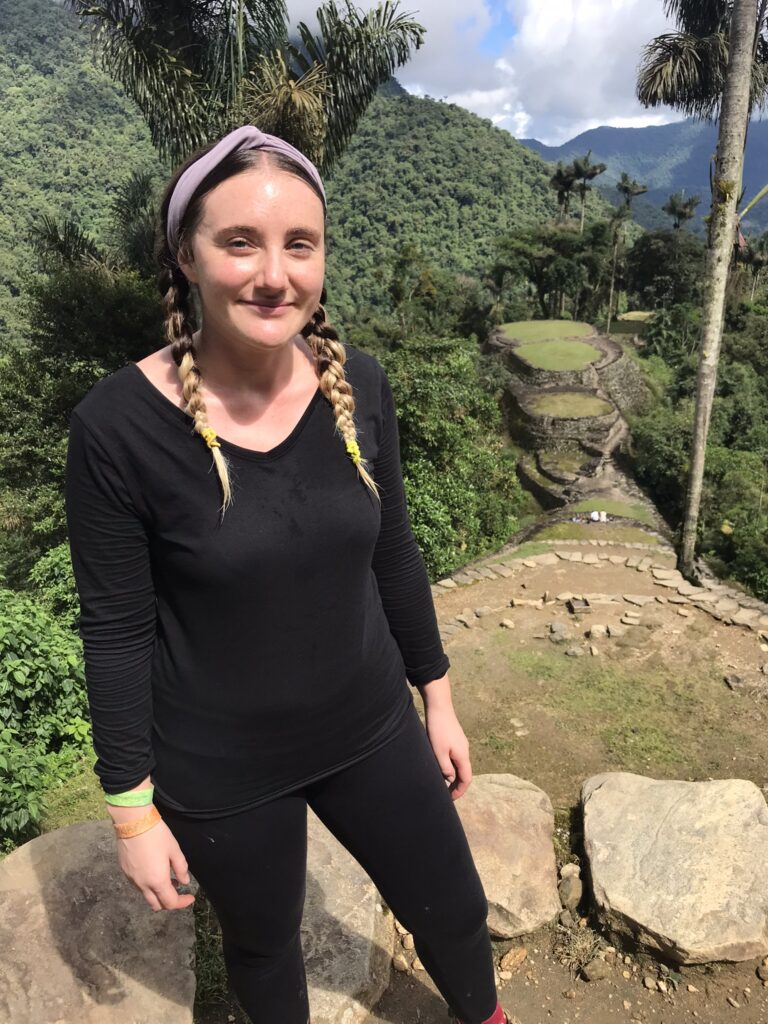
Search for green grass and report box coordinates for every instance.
[568,498,655,526]
[528,392,614,418]
[506,648,716,768]
[481,541,555,561]
[500,320,593,342]
[532,523,659,544]
[515,339,601,371]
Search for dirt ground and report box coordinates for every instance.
[196,546,768,1024]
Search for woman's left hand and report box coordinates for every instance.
[424,703,472,800]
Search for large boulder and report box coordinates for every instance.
[581,772,768,963]
[455,775,560,938]
[0,813,395,1024]
[0,820,197,1023]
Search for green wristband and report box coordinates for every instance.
[104,786,155,807]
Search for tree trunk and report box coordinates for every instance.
[679,0,758,578]
[606,230,621,335]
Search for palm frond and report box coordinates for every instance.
[232,49,330,162]
[288,0,426,176]
[28,215,106,267]
[663,0,730,36]
[637,30,729,118]
[201,0,288,119]
[67,2,211,162]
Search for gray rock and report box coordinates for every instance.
[581,772,768,964]
[455,614,475,628]
[304,809,394,1024]
[565,647,585,657]
[532,552,560,566]
[587,625,607,639]
[454,775,560,939]
[582,957,611,981]
[437,578,458,589]
[624,595,655,607]
[475,606,494,618]
[476,568,498,580]
[0,821,197,1024]
[486,564,513,578]
[558,874,583,911]
[607,624,626,637]
[559,909,575,928]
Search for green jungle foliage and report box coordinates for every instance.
[0,589,90,845]
[323,92,567,319]
[627,290,768,599]
[0,0,163,345]
[377,337,524,579]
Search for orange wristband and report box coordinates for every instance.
[113,804,163,839]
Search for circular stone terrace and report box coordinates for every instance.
[494,320,625,389]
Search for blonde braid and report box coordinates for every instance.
[302,297,381,502]
[160,264,234,518]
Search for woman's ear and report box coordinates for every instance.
[176,245,198,286]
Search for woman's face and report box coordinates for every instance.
[177,165,325,354]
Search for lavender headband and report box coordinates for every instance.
[166,125,327,256]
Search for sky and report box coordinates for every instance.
[287,0,684,146]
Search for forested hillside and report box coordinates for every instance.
[520,119,768,235]
[0,0,163,344]
[324,94,564,319]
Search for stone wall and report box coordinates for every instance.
[503,385,620,451]
[516,456,567,509]
[596,351,652,416]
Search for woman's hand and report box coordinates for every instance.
[420,679,472,800]
[112,811,196,912]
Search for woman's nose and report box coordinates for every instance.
[254,248,289,290]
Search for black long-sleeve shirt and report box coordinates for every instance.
[64,344,450,818]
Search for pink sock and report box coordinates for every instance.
[458,998,505,1024]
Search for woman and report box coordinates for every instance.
[65,125,512,1024]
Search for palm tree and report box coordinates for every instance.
[739,232,768,299]
[548,161,577,223]
[605,173,647,332]
[29,171,159,278]
[571,151,607,233]
[64,0,426,173]
[617,171,648,208]
[637,0,768,120]
[677,0,758,576]
[605,204,631,335]
[662,190,702,228]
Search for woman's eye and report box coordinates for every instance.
[229,239,249,249]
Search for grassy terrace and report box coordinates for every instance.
[515,339,601,371]
[533,522,659,544]
[569,498,656,526]
[528,392,614,418]
[499,319,593,342]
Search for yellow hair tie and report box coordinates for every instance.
[201,427,221,449]
[345,439,361,465]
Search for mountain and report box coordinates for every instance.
[324,93,570,319]
[0,0,162,345]
[520,119,768,236]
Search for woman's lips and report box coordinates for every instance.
[241,300,291,314]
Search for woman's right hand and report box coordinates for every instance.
[112,809,196,912]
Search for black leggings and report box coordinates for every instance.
[154,700,498,1024]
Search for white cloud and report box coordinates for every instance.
[286,0,682,145]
